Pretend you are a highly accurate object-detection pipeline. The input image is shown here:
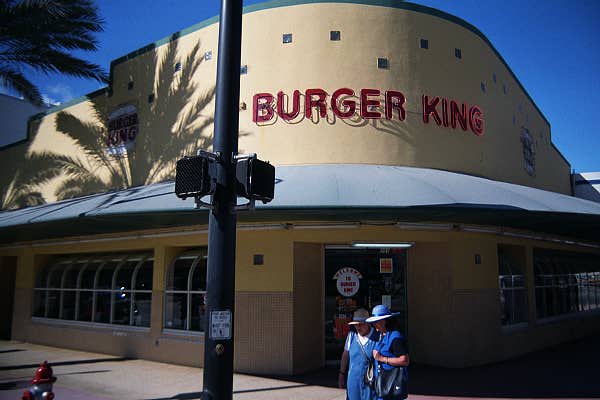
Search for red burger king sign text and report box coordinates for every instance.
[252,88,484,136]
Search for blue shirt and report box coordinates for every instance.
[374,330,408,399]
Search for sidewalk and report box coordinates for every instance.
[0,341,343,400]
[1,335,598,399]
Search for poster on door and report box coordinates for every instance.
[333,267,363,297]
[380,258,393,273]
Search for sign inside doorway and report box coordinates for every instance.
[379,258,393,273]
[333,267,363,297]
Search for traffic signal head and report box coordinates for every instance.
[175,155,214,199]
[236,157,275,203]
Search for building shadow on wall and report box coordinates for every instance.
[49,36,216,202]
[272,335,600,398]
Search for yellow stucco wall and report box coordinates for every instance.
[237,2,570,196]
[1,1,572,210]
[3,221,600,370]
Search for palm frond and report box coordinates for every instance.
[0,0,107,102]
[0,0,104,47]
[0,65,43,104]
[2,47,107,82]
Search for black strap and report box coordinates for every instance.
[354,331,371,363]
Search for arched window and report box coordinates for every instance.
[164,250,207,332]
[498,246,527,326]
[534,250,600,319]
[33,252,153,327]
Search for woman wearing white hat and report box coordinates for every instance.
[339,308,380,400]
[366,304,409,399]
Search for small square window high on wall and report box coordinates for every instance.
[420,38,428,49]
[377,57,389,69]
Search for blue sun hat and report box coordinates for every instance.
[365,304,401,323]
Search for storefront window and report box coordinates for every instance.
[534,249,600,320]
[95,260,118,323]
[498,247,528,326]
[32,253,153,327]
[164,250,207,332]
[133,259,154,327]
[78,261,101,321]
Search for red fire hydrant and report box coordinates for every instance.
[22,360,56,400]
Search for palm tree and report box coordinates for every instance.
[0,0,107,105]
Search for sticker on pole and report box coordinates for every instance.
[209,310,232,340]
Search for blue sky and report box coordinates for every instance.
[16,0,600,173]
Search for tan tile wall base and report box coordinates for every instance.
[234,291,294,374]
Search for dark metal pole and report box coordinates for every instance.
[202,0,243,399]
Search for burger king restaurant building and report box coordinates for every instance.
[1,0,600,375]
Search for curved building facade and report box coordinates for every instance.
[1,1,599,375]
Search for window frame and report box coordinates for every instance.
[163,250,208,334]
[534,250,600,322]
[498,248,528,327]
[32,253,153,329]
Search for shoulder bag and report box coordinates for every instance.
[375,364,407,399]
[355,333,375,388]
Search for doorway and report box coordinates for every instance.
[0,257,17,339]
[324,247,408,362]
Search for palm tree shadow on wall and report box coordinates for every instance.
[0,143,63,210]
[50,37,218,201]
[0,113,74,210]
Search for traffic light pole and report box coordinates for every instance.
[202,0,243,399]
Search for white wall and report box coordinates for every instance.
[573,172,600,202]
[0,94,47,148]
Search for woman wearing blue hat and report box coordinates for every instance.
[366,304,409,399]
[338,308,380,400]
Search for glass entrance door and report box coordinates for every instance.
[324,247,408,362]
